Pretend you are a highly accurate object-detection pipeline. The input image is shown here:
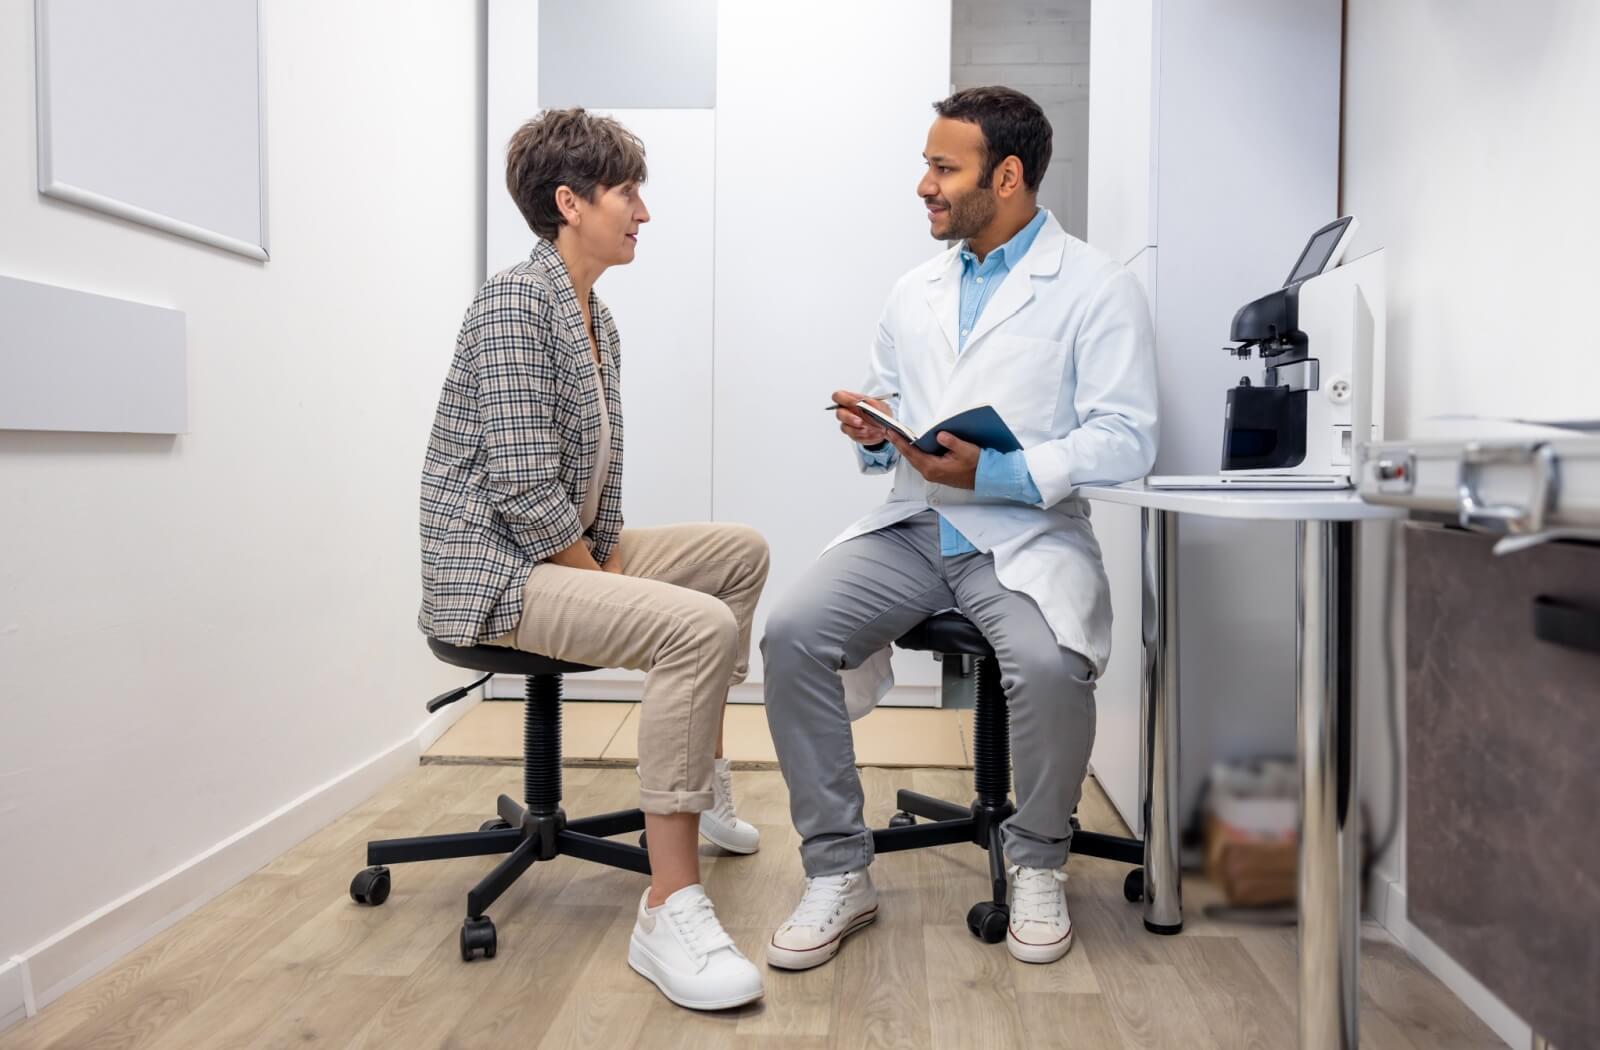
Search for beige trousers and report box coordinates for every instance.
[494,523,769,815]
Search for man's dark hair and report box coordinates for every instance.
[933,86,1052,192]
[505,108,648,241]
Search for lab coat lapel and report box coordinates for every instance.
[962,215,1068,351]
[923,251,962,360]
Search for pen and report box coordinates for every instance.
[822,393,899,411]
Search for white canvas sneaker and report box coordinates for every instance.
[766,869,879,970]
[699,758,760,854]
[1006,865,1075,964]
[628,885,764,1011]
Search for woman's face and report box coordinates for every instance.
[573,181,650,268]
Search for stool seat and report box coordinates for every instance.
[894,612,994,658]
[427,637,598,677]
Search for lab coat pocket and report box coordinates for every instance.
[972,334,1065,438]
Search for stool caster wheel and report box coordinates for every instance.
[888,811,916,829]
[1123,868,1144,904]
[638,832,648,850]
[461,916,497,961]
[966,901,1009,944]
[349,866,390,906]
[480,818,512,832]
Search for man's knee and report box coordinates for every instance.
[1007,647,1096,705]
[760,591,830,666]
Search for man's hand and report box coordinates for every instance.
[887,430,981,489]
[832,389,892,447]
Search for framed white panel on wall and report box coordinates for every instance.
[711,0,953,697]
[35,0,269,260]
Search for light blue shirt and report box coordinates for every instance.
[858,208,1047,555]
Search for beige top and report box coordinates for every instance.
[579,362,612,530]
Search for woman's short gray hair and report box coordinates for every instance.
[505,108,648,241]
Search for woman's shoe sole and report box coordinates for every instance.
[627,937,764,1011]
[699,818,760,855]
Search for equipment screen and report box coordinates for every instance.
[1285,217,1353,286]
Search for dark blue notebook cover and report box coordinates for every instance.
[911,405,1021,455]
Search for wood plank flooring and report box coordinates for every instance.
[0,765,1503,1050]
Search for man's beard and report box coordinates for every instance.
[937,184,997,242]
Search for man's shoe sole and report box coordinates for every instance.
[766,907,879,971]
[1006,925,1074,965]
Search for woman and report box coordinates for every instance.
[419,109,768,1011]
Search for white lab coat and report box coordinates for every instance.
[831,211,1159,718]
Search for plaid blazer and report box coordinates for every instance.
[418,239,625,646]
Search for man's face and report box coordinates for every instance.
[918,117,995,243]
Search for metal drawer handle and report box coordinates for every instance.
[1534,596,1600,656]
[1456,442,1559,534]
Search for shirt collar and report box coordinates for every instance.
[960,206,1047,270]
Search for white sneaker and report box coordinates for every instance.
[1006,864,1074,964]
[766,869,879,970]
[628,885,764,1011]
[699,758,760,854]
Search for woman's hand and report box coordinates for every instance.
[601,549,624,574]
[833,389,891,446]
[547,537,604,572]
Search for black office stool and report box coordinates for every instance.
[870,612,1147,943]
[349,638,650,961]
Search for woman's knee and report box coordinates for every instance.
[721,522,770,583]
[679,592,740,655]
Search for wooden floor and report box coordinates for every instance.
[425,701,973,768]
[0,765,1503,1050]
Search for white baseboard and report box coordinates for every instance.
[0,699,475,1035]
[1371,873,1531,1050]
[0,959,26,1033]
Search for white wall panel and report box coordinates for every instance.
[1088,0,1342,827]
[488,7,715,531]
[710,1,952,695]
[487,3,716,695]
[1085,0,1155,266]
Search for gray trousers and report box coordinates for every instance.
[762,511,1097,877]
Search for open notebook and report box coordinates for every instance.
[852,402,1021,455]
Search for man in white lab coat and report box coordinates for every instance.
[761,87,1159,969]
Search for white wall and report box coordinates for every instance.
[1085,0,1343,828]
[710,1,952,698]
[1342,3,1600,1045]
[1149,0,1342,836]
[0,0,480,1021]
[951,0,1091,238]
[483,1,954,703]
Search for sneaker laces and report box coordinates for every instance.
[666,892,737,961]
[709,763,738,823]
[1008,865,1068,925]
[787,873,854,929]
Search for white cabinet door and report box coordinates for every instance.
[711,0,952,697]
